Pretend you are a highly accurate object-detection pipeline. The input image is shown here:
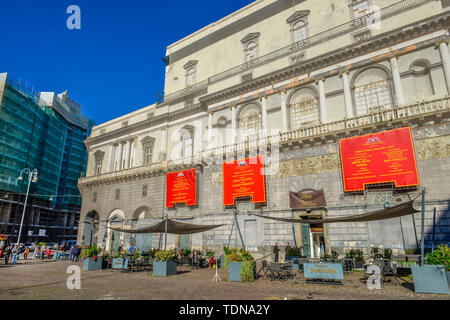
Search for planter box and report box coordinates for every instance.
[112,258,129,270]
[153,260,177,277]
[83,257,103,271]
[228,262,242,282]
[412,265,450,295]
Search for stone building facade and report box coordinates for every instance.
[78,0,450,258]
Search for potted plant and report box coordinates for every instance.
[346,248,365,269]
[226,248,255,282]
[153,249,177,277]
[81,244,103,271]
[285,247,302,261]
[412,244,450,294]
[112,250,129,270]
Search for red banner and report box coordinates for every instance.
[339,127,420,192]
[166,168,197,208]
[223,155,266,206]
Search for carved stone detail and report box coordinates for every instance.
[416,136,450,160]
[211,171,223,186]
[272,153,339,178]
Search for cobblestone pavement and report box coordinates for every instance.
[0,260,448,300]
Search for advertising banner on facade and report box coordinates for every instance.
[166,168,197,208]
[223,155,266,206]
[39,229,46,237]
[289,189,326,209]
[339,127,420,192]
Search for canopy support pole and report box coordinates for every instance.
[233,208,245,251]
[164,213,168,251]
[421,189,426,266]
[227,219,235,247]
[291,209,298,250]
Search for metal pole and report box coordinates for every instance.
[17,171,32,245]
[420,189,426,266]
[164,213,168,251]
[432,207,436,253]
[227,219,235,247]
[291,209,298,249]
[233,208,245,251]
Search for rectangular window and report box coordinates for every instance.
[93,192,97,203]
[144,147,153,165]
[183,138,193,158]
[115,189,120,200]
[95,160,102,175]
[352,0,370,27]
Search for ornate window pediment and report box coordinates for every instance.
[241,32,260,44]
[183,60,198,69]
[141,136,155,165]
[286,10,310,24]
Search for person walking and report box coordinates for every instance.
[24,247,30,260]
[11,245,19,266]
[3,245,11,265]
[73,246,80,262]
[69,246,74,261]
[273,243,279,263]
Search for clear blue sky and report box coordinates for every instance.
[0,0,254,125]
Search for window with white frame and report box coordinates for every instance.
[238,104,261,141]
[354,68,393,116]
[183,60,198,88]
[180,126,194,158]
[289,88,319,130]
[144,147,153,165]
[351,0,370,26]
[93,150,105,176]
[287,10,310,51]
[95,160,103,175]
[245,42,257,63]
[141,136,155,166]
[293,20,307,44]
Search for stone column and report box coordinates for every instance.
[260,95,268,136]
[231,105,237,144]
[390,56,405,106]
[118,142,124,170]
[207,112,213,143]
[109,144,115,172]
[437,39,450,95]
[280,90,289,132]
[125,139,131,169]
[340,70,354,119]
[317,78,327,124]
[160,128,167,161]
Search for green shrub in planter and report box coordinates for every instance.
[426,244,449,271]
[226,247,255,282]
[153,249,177,277]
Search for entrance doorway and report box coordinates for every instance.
[295,210,326,259]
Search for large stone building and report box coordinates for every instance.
[78,0,450,258]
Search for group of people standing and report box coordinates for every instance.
[272,242,292,262]
[68,246,81,261]
[2,244,20,266]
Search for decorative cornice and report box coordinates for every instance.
[199,13,450,106]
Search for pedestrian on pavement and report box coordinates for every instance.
[73,246,80,261]
[46,248,52,260]
[3,245,11,265]
[24,247,30,260]
[11,245,19,266]
[273,243,279,263]
[69,246,74,261]
[285,242,291,259]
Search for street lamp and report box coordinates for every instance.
[17,168,38,245]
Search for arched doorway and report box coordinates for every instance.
[83,211,99,247]
[133,206,153,253]
[106,209,125,252]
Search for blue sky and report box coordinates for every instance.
[0,0,254,125]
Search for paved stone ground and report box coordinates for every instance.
[0,260,448,300]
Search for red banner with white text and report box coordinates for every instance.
[223,155,266,206]
[339,127,420,192]
[166,168,197,208]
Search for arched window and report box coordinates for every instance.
[354,68,393,116]
[239,104,261,141]
[289,88,319,130]
[293,20,307,44]
[410,60,434,100]
[246,42,257,63]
